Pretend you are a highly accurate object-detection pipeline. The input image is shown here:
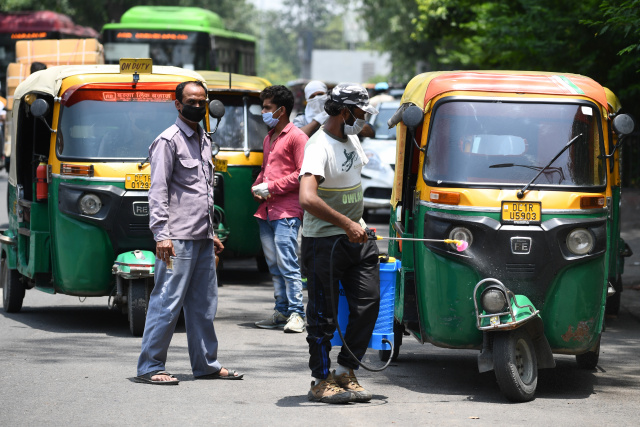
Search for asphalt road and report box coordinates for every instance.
[1,171,640,426]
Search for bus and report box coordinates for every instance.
[102,6,256,75]
[0,11,99,97]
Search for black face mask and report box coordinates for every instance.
[180,103,206,123]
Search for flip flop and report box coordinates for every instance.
[134,370,180,385]
[195,368,244,380]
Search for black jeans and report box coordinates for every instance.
[302,235,380,379]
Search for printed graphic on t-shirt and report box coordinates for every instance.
[342,149,357,172]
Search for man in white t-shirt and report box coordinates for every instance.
[299,83,380,404]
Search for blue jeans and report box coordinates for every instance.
[137,239,221,377]
[257,217,304,317]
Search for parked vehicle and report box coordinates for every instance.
[385,71,634,401]
[361,101,399,214]
[198,70,271,269]
[0,61,223,336]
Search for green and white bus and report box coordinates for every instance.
[102,6,256,75]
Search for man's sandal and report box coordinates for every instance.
[134,370,180,385]
[195,368,244,380]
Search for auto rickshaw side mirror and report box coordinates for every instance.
[30,98,49,118]
[402,105,424,132]
[612,114,635,136]
[209,100,226,120]
[29,98,56,133]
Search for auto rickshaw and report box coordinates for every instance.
[0,60,224,336]
[385,71,635,401]
[197,71,271,270]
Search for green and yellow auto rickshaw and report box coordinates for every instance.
[385,71,635,401]
[0,60,223,336]
[197,71,271,270]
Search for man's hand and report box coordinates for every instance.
[313,111,329,125]
[214,236,224,254]
[345,220,368,243]
[156,239,175,263]
[252,182,270,198]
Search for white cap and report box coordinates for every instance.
[304,80,328,100]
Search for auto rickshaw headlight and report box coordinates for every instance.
[480,287,507,314]
[448,227,472,251]
[566,228,594,255]
[79,193,102,215]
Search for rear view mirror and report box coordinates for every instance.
[209,100,226,120]
[30,98,49,118]
[402,105,424,131]
[612,114,634,136]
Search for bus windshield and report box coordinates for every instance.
[423,100,605,188]
[211,94,268,151]
[57,90,177,160]
[103,31,210,70]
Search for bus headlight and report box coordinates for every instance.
[448,226,472,251]
[79,193,102,215]
[566,228,594,255]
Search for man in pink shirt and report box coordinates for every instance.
[252,85,309,333]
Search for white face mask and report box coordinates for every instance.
[305,94,327,119]
[343,108,366,135]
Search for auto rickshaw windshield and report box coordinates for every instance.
[424,100,606,187]
[57,89,178,160]
[212,94,268,151]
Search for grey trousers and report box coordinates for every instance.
[137,239,221,377]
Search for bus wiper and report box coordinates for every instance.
[516,133,582,199]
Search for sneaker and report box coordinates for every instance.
[283,313,305,333]
[333,369,373,403]
[307,373,353,404]
[254,310,288,329]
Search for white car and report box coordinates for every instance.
[361,101,399,213]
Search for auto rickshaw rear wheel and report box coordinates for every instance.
[575,336,600,370]
[1,257,25,313]
[128,279,149,337]
[378,320,403,362]
[493,328,538,402]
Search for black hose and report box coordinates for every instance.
[328,236,393,372]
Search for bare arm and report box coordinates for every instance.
[299,173,367,243]
[298,119,322,137]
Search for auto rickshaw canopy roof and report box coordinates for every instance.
[197,70,271,93]
[400,71,610,113]
[12,64,206,106]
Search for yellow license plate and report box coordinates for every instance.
[214,158,228,173]
[501,201,541,224]
[125,174,150,190]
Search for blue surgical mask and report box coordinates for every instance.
[262,106,282,128]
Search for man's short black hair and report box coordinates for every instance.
[260,85,294,116]
[30,62,47,74]
[324,98,355,117]
[176,81,207,103]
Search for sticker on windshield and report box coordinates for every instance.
[581,106,593,116]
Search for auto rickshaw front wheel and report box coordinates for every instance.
[1,257,25,313]
[575,336,600,370]
[128,279,150,337]
[493,328,538,402]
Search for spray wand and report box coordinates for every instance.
[366,229,469,252]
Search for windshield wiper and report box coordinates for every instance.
[138,156,149,169]
[516,133,582,199]
[489,163,565,184]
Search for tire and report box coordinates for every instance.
[256,255,269,273]
[2,257,25,313]
[576,337,600,370]
[605,275,622,316]
[493,329,538,402]
[128,279,148,336]
[378,320,403,362]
